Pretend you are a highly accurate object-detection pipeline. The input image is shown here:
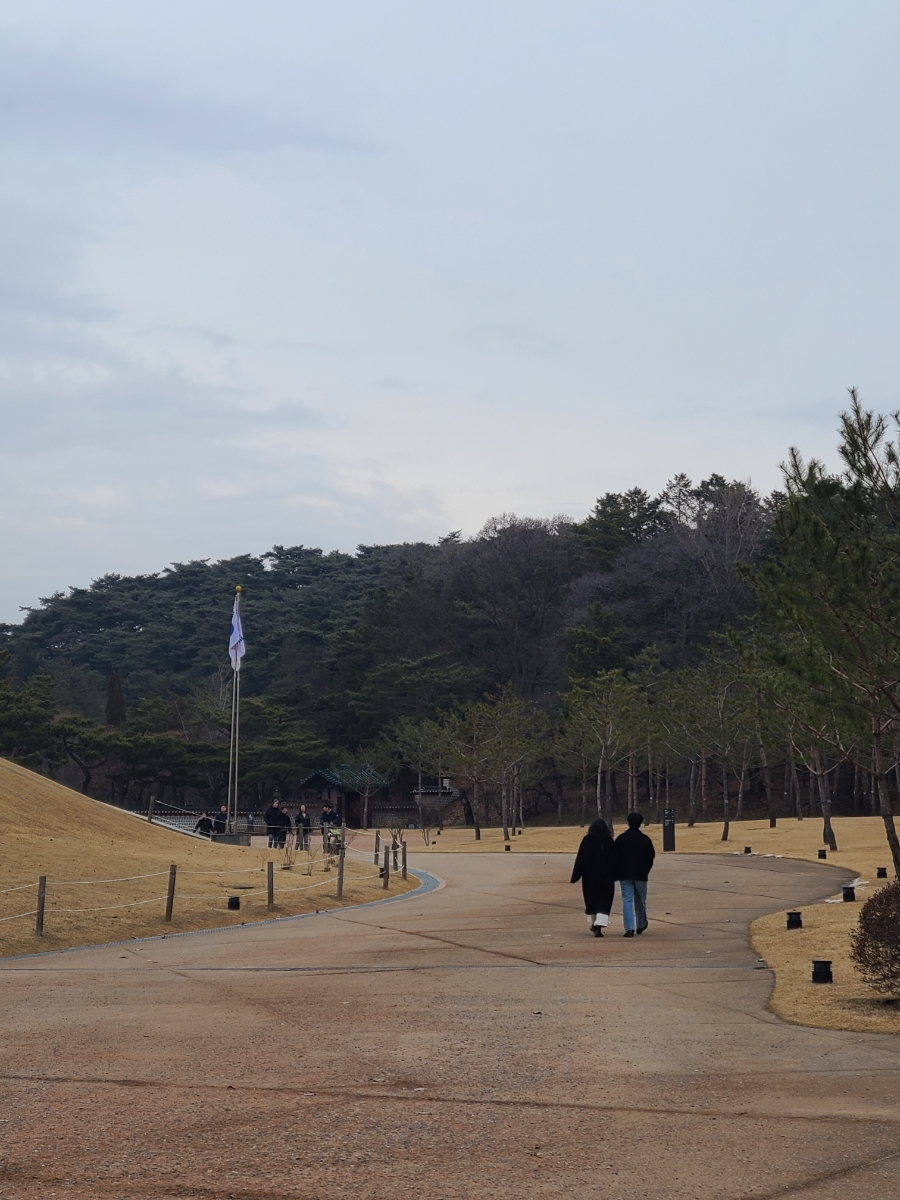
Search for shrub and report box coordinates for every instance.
[850,880,900,998]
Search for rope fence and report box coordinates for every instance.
[0,826,406,941]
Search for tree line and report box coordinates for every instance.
[3,392,900,871]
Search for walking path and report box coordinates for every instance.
[0,851,898,1199]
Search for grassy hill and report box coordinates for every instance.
[0,757,408,957]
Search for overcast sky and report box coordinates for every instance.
[2,1,900,622]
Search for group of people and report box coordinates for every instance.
[571,811,656,937]
[263,799,340,849]
[192,800,340,847]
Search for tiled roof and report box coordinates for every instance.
[299,765,389,791]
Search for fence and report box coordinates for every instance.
[0,826,394,943]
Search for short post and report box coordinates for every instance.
[812,959,833,984]
[164,863,177,922]
[474,822,481,841]
[35,876,46,937]
[786,910,802,929]
[662,807,675,852]
[382,846,390,889]
[401,840,407,880]
[337,825,346,899]
[817,848,827,860]
[374,830,381,864]
[769,816,777,828]
[744,846,752,855]
[147,792,156,824]
[877,866,888,879]
[842,884,856,902]
[267,860,274,912]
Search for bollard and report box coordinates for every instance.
[877,867,888,879]
[228,896,240,910]
[504,844,511,851]
[164,863,177,922]
[374,831,381,865]
[35,876,46,937]
[662,807,675,852]
[401,841,407,880]
[337,825,346,898]
[812,959,833,984]
[769,816,777,828]
[743,846,752,855]
[267,860,274,912]
[817,848,827,860]
[787,911,802,929]
[842,885,856,902]
[382,846,390,889]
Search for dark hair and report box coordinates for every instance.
[588,818,613,841]
[627,811,644,828]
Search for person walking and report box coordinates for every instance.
[213,805,228,835]
[570,818,617,937]
[295,804,311,850]
[615,811,656,937]
[193,812,214,837]
[264,798,290,848]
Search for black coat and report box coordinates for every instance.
[614,826,656,881]
[571,832,616,915]
[296,811,311,829]
[264,806,290,831]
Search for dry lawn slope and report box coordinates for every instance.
[0,758,414,958]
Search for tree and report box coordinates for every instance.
[743,392,900,874]
[104,669,127,727]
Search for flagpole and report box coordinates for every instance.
[226,585,243,834]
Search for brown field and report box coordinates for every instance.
[418,814,899,1034]
[0,758,415,959]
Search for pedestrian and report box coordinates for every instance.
[264,798,290,848]
[194,812,214,837]
[295,804,311,850]
[570,818,617,937]
[320,802,338,827]
[614,811,656,937]
[213,805,228,835]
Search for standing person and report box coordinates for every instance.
[213,805,228,835]
[295,804,311,850]
[614,811,656,937]
[570,818,617,937]
[320,802,338,827]
[265,798,289,849]
[194,812,214,837]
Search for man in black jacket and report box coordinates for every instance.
[614,811,656,937]
[264,799,291,848]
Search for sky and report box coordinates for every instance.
[3,1,900,622]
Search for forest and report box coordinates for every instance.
[2,393,900,873]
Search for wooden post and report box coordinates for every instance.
[337,825,346,899]
[164,863,177,921]
[35,876,46,937]
[147,792,156,824]
[267,860,274,911]
[392,839,399,872]
[374,830,381,864]
[401,840,407,880]
[382,846,390,889]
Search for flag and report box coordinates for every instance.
[229,594,245,671]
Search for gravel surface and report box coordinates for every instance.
[0,851,898,1199]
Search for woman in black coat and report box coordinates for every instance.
[570,818,616,937]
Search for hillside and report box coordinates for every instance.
[0,757,410,957]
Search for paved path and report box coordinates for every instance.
[0,851,898,1199]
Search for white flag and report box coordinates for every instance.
[229,595,245,671]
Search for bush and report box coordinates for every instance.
[850,880,900,998]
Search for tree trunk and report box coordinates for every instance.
[721,758,730,841]
[734,758,747,821]
[871,729,900,877]
[580,758,587,828]
[756,725,774,825]
[700,752,709,821]
[790,756,803,820]
[595,760,603,818]
[687,756,697,827]
[812,749,838,851]
[782,757,791,819]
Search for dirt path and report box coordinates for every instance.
[0,852,898,1199]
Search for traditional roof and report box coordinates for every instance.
[299,766,389,792]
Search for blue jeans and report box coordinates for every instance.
[620,880,648,932]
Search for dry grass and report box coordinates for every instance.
[0,758,415,958]
[420,815,900,1035]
